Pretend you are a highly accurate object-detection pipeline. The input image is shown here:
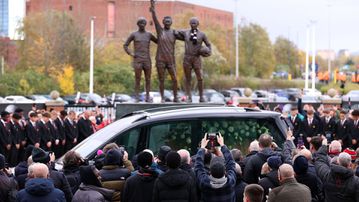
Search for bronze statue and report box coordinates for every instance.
[150,0,179,103]
[178,18,211,103]
[123,17,157,102]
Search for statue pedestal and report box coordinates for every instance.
[321,98,342,108]
[45,101,65,112]
[238,97,254,108]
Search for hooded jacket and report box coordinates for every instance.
[152,168,197,202]
[243,140,294,184]
[314,145,359,202]
[72,183,114,202]
[195,145,236,202]
[16,178,65,202]
[122,168,158,202]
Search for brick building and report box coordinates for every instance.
[26,0,234,40]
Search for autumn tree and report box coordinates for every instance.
[57,65,75,95]
[238,23,275,78]
[17,11,89,73]
[274,36,300,78]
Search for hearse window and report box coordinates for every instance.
[200,118,283,152]
[115,128,140,158]
[148,121,195,155]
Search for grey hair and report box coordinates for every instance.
[338,152,352,168]
[249,140,260,152]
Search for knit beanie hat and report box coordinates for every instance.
[137,151,153,168]
[104,149,123,166]
[343,148,356,161]
[158,146,171,162]
[32,147,50,164]
[166,151,181,169]
[267,156,282,170]
[293,155,308,175]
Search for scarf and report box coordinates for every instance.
[209,175,227,189]
[190,29,198,45]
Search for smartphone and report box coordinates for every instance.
[207,132,220,148]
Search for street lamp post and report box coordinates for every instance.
[311,22,316,90]
[235,0,239,80]
[89,16,95,94]
[305,26,310,90]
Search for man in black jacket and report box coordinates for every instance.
[0,111,12,162]
[25,112,40,148]
[314,138,359,202]
[38,112,52,151]
[31,147,73,202]
[65,111,78,151]
[49,111,61,158]
[258,156,282,201]
[0,154,17,202]
[243,132,294,184]
[8,113,22,167]
[122,151,158,202]
[320,109,336,140]
[54,111,67,156]
[153,151,197,202]
[77,111,93,142]
[351,110,359,149]
[335,110,353,149]
[302,109,321,148]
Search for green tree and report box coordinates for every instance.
[273,36,300,77]
[17,11,89,73]
[238,23,275,78]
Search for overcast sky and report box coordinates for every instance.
[181,0,359,53]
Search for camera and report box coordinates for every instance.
[207,132,220,148]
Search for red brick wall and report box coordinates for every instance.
[0,37,19,69]
[26,0,233,41]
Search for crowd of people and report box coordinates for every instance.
[0,101,359,201]
[0,123,358,201]
[0,108,110,168]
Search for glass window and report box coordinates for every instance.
[115,127,140,158]
[148,121,195,155]
[200,118,284,152]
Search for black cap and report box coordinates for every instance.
[158,145,171,162]
[137,151,153,168]
[165,151,181,169]
[104,149,123,166]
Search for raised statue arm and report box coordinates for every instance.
[150,0,162,35]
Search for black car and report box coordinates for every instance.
[56,106,287,169]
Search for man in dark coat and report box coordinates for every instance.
[302,109,321,148]
[195,134,236,202]
[0,111,12,162]
[9,113,22,167]
[122,151,159,202]
[156,145,171,172]
[49,110,62,158]
[153,151,197,202]
[335,110,353,149]
[243,132,294,184]
[258,156,282,201]
[350,110,359,149]
[17,162,65,202]
[38,112,53,151]
[31,147,73,202]
[320,109,336,141]
[15,145,34,190]
[178,149,196,179]
[65,111,78,151]
[54,110,67,157]
[293,155,322,202]
[267,164,311,202]
[25,112,40,148]
[314,139,359,202]
[72,165,115,202]
[0,154,17,202]
[287,107,304,146]
[77,111,93,142]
